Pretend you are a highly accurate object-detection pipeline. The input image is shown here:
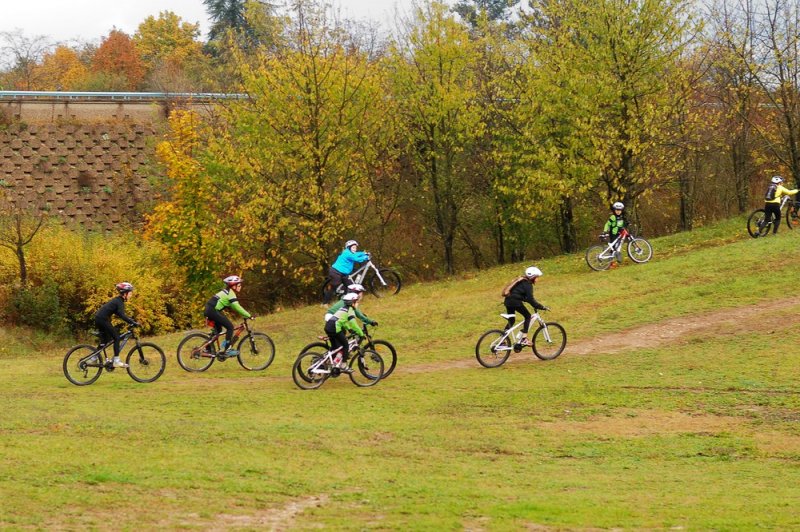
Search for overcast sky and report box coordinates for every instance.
[1,0,415,44]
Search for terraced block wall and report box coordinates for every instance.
[0,121,159,229]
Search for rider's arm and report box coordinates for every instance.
[327,300,344,314]
[340,311,365,338]
[780,185,799,196]
[603,216,613,233]
[522,283,545,311]
[114,299,137,325]
[230,300,252,319]
[354,306,375,325]
[350,250,369,263]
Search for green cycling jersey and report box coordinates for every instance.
[326,299,375,326]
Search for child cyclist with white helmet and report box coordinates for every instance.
[324,284,378,327]
[94,282,139,368]
[204,275,252,357]
[763,175,798,235]
[502,267,548,348]
[325,239,370,303]
[603,201,628,264]
[324,292,366,370]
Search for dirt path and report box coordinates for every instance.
[404,298,799,373]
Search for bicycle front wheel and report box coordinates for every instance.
[127,343,166,383]
[475,329,512,368]
[585,245,612,271]
[349,349,385,387]
[627,237,653,263]
[369,269,401,297]
[747,209,769,238]
[292,351,329,390]
[63,345,103,386]
[237,332,276,371]
[365,339,397,379]
[532,323,567,360]
[176,332,215,372]
[786,203,800,230]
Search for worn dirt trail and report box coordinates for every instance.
[403,298,799,374]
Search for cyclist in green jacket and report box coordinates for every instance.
[323,283,377,328]
[324,292,365,370]
[204,275,252,357]
[603,201,627,264]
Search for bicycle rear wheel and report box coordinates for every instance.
[176,332,215,372]
[369,269,402,297]
[63,345,103,386]
[126,343,166,383]
[350,349,385,387]
[627,237,652,263]
[475,329,512,368]
[532,323,567,360]
[747,209,769,238]
[237,332,276,371]
[365,339,397,378]
[292,351,329,390]
[585,245,612,271]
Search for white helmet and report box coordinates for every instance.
[344,240,358,249]
[525,266,542,279]
[223,275,242,287]
[347,283,366,293]
[612,201,624,210]
[771,175,784,184]
[342,292,359,305]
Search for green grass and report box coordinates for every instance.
[2,215,800,528]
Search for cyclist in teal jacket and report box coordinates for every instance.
[326,239,370,303]
[204,275,252,357]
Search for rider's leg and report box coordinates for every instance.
[326,268,347,303]
[517,306,532,344]
[96,319,125,367]
[766,203,782,234]
[208,309,235,354]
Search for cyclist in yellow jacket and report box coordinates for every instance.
[763,175,799,235]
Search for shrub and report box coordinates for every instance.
[0,223,198,335]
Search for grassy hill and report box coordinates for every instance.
[2,216,800,529]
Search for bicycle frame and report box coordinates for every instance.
[80,329,136,368]
[198,320,251,356]
[595,228,631,262]
[336,260,387,292]
[305,342,355,376]
[494,312,552,352]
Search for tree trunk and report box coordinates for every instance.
[557,196,577,253]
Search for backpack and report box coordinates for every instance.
[501,276,526,297]
[766,184,778,201]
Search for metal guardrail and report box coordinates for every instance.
[0,91,246,101]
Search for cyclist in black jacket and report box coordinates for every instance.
[94,282,139,368]
[503,267,548,347]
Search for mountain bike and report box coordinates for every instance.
[292,339,385,389]
[176,317,275,372]
[585,228,653,271]
[747,195,797,237]
[297,324,397,378]
[475,310,567,368]
[321,257,401,301]
[63,325,166,386]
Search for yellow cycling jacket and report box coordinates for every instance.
[766,184,799,203]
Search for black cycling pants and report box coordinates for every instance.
[504,301,532,334]
[95,318,121,357]
[326,268,352,303]
[205,306,235,346]
[765,202,782,233]
[324,320,350,360]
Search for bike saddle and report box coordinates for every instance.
[500,313,515,319]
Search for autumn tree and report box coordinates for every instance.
[134,11,205,91]
[34,45,89,90]
[91,29,145,90]
[148,1,391,302]
[389,1,486,274]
